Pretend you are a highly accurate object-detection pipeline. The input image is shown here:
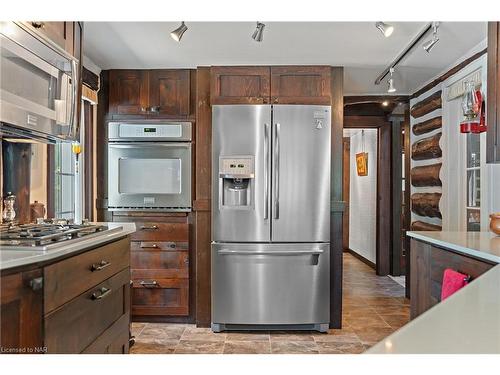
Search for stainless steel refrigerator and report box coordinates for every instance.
[211,105,331,332]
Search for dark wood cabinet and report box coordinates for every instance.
[0,269,43,353]
[108,69,193,118]
[487,22,500,163]
[149,70,191,117]
[410,239,495,319]
[109,70,149,115]
[0,237,131,354]
[211,66,271,104]
[270,66,331,105]
[115,215,190,319]
[23,22,79,58]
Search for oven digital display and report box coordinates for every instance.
[144,128,157,133]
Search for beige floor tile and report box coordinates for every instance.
[223,340,271,354]
[316,341,367,354]
[174,340,225,354]
[271,341,319,354]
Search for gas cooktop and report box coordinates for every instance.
[0,220,120,250]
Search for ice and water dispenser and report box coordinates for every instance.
[219,156,254,208]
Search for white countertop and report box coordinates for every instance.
[407,231,500,263]
[368,230,500,354]
[0,222,136,271]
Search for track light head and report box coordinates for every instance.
[423,22,440,53]
[171,22,188,42]
[252,22,265,42]
[375,22,394,37]
[387,67,396,93]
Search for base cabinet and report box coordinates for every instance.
[0,269,43,353]
[410,239,495,319]
[0,237,131,354]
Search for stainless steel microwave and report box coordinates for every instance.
[107,122,192,212]
[0,22,79,142]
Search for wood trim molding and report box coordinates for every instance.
[410,48,487,99]
[344,115,390,128]
[345,248,376,269]
[193,199,211,212]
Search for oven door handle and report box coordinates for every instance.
[107,142,191,149]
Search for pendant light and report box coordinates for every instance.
[171,22,188,42]
[252,22,265,42]
[423,22,440,53]
[375,22,394,37]
[387,67,396,93]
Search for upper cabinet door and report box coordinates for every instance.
[24,22,75,57]
[487,22,500,164]
[109,70,149,115]
[149,70,191,117]
[211,66,271,104]
[270,66,331,105]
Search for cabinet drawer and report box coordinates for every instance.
[45,269,130,353]
[44,237,130,313]
[82,314,130,354]
[130,223,188,242]
[131,245,188,278]
[131,278,188,316]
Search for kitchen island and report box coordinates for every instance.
[0,222,136,354]
[367,231,500,354]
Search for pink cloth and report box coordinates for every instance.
[441,268,470,301]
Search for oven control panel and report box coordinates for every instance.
[118,124,182,138]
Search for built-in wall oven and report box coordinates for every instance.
[0,22,79,142]
[107,122,192,212]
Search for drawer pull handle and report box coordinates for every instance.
[168,243,176,249]
[140,280,158,288]
[140,243,159,249]
[91,287,112,300]
[140,225,159,230]
[29,277,44,291]
[90,260,111,271]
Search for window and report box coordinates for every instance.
[53,142,76,220]
[465,133,481,231]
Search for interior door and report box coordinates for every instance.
[271,105,331,242]
[212,105,271,242]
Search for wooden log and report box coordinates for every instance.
[411,193,442,219]
[411,221,442,231]
[411,163,442,187]
[410,90,442,119]
[412,133,442,160]
[412,116,442,136]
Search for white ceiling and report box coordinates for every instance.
[83,22,487,95]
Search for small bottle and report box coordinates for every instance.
[2,192,16,223]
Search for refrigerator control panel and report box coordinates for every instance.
[219,156,254,178]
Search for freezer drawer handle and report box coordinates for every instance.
[217,249,324,255]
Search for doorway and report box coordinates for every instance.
[343,129,378,268]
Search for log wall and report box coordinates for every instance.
[409,87,443,230]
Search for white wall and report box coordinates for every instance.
[347,129,378,264]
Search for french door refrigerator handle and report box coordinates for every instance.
[273,122,280,219]
[264,122,270,220]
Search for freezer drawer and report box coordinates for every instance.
[211,242,330,326]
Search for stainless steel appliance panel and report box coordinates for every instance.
[211,242,330,325]
[108,122,192,142]
[271,105,331,242]
[212,105,271,242]
[0,22,78,142]
[108,142,191,211]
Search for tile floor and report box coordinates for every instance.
[130,252,410,354]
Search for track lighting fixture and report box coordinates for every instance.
[252,22,265,42]
[423,22,439,53]
[375,22,394,37]
[387,67,396,93]
[171,22,188,42]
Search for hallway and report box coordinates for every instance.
[130,253,410,354]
